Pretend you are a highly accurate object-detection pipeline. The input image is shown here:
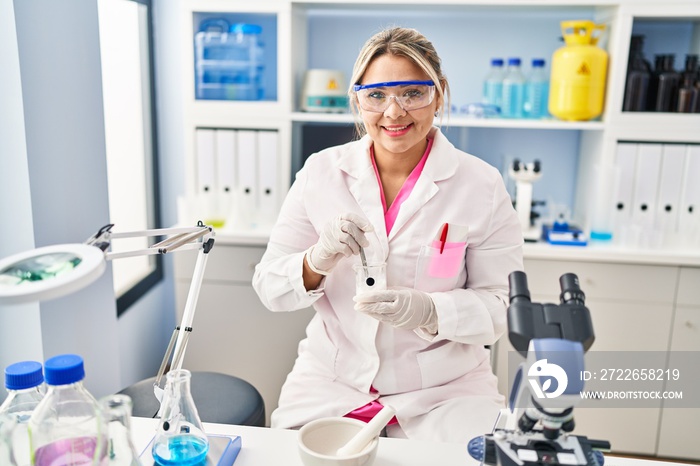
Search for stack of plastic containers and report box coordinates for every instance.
[194,19,265,101]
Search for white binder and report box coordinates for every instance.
[611,143,637,242]
[631,143,662,230]
[215,129,237,227]
[655,144,686,243]
[195,128,217,194]
[679,144,700,247]
[257,130,279,227]
[236,130,259,228]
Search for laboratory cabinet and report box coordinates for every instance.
[168,0,700,459]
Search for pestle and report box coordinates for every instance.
[336,404,396,457]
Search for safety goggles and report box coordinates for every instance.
[352,80,436,113]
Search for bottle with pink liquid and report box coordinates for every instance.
[28,354,107,466]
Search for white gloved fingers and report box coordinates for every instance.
[339,212,374,233]
[355,287,437,332]
[308,213,374,275]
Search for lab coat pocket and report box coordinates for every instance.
[414,241,467,293]
[416,341,473,388]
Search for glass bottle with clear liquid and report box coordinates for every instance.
[28,354,107,466]
[0,361,45,466]
[151,369,208,466]
[501,57,526,118]
[0,413,19,466]
[482,58,504,109]
[100,395,141,466]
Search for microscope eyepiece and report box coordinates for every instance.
[508,271,531,304]
[559,273,585,305]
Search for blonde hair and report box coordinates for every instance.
[348,27,450,138]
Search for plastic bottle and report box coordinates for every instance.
[99,394,141,466]
[482,58,505,109]
[524,58,549,119]
[655,55,680,112]
[29,354,107,466]
[0,361,45,466]
[501,57,526,118]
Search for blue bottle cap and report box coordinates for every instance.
[490,58,504,67]
[44,354,85,386]
[5,361,43,390]
[229,23,262,34]
[508,57,521,66]
[532,58,546,67]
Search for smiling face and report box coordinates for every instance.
[357,54,441,161]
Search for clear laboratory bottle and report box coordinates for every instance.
[0,413,19,466]
[501,57,526,118]
[655,54,680,112]
[99,395,141,466]
[523,58,549,119]
[482,58,504,109]
[29,354,107,466]
[151,369,208,466]
[0,361,45,466]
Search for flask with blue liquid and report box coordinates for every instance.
[482,58,505,110]
[0,361,45,466]
[501,58,526,118]
[29,354,107,466]
[524,58,550,119]
[151,369,208,466]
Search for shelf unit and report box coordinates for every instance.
[172,0,700,455]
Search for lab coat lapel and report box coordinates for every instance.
[338,137,390,261]
[387,128,459,241]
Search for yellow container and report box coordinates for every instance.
[549,20,608,121]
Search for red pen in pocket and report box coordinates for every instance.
[439,222,449,254]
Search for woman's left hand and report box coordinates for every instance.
[354,286,437,332]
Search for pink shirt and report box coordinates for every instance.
[345,137,434,425]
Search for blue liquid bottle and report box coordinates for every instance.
[29,354,107,466]
[501,58,526,118]
[524,58,550,119]
[152,369,208,466]
[483,58,505,109]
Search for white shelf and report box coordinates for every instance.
[523,242,700,267]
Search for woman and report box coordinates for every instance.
[252,27,523,443]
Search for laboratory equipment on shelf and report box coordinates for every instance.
[501,58,526,118]
[0,361,45,466]
[524,59,549,119]
[469,271,611,466]
[508,159,544,242]
[549,20,608,121]
[622,35,651,112]
[483,58,505,110]
[300,69,349,112]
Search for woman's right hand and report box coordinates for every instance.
[306,213,373,275]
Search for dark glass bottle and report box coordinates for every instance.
[646,54,665,111]
[623,36,651,112]
[655,55,680,112]
[677,54,699,113]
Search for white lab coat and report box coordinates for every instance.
[252,127,524,443]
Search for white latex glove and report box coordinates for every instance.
[306,212,373,275]
[354,286,438,333]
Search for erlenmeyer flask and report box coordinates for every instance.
[0,413,19,466]
[100,394,141,465]
[151,369,208,466]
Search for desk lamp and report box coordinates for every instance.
[0,221,214,392]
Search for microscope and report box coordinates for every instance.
[469,271,611,466]
[509,159,544,242]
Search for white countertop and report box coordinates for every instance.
[131,417,690,466]
[206,227,700,267]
